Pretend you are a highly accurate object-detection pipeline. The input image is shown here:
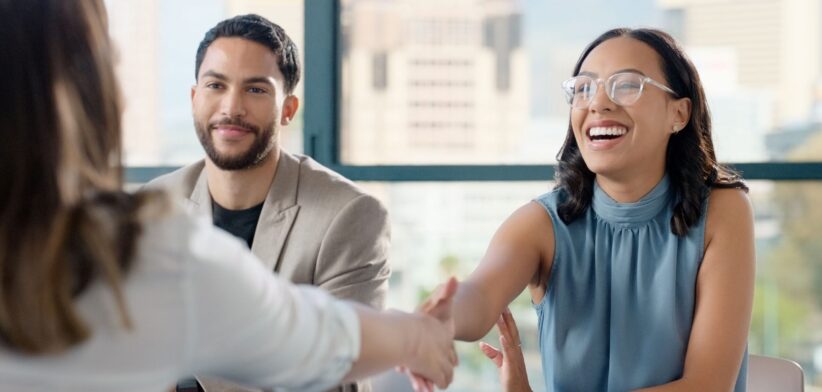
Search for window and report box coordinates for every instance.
[332,0,822,168]
[372,51,388,90]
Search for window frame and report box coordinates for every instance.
[125,0,822,183]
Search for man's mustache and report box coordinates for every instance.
[209,118,259,133]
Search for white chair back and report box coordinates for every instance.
[747,354,804,392]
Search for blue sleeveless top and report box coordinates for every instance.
[533,175,747,391]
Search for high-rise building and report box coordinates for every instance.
[106,0,162,165]
[341,0,529,164]
[658,0,821,126]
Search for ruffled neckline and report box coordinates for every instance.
[591,175,671,227]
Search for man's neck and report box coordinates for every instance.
[205,148,281,210]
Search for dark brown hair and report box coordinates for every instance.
[0,0,162,353]
[195,14,301,94]
[555,28,747,236]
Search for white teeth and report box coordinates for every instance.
[589,126,628,137]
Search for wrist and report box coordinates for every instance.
[399,311,428,365]
[376,309,421,367]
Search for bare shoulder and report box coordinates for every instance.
[707,187,751,212]
[704,187,754,253]
[485,201,555,261]
[504,201,555,283]
[706,188,753,230]
[502,201,554,237]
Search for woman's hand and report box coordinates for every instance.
[479,308,532,392]
[401,277,460,392]
[401,311,458,390]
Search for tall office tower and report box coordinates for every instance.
[659,0,821,126]
[341,0,529,164]
[106,0,162,165]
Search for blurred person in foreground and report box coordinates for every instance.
[0,1,456,391]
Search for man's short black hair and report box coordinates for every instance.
[195,14,300,94]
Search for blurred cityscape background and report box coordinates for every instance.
[106,0,822,390]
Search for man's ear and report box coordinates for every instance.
[190,85,197,108]
[280,95,300,125]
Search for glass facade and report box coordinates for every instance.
[339,0,822,165]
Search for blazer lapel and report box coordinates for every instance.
[250,151,301,272]
[187,168,213,220]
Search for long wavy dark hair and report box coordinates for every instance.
[0,0,164,354]
[555,28,747,236]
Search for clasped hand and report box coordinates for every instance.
[399,277,459,392]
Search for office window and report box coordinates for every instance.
[105,0,305,166]
[749,180,822,378]
[372,51,389,90]
[339,0,822,165]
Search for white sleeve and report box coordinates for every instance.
[182,218,361,391]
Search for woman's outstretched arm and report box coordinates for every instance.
[424,201,555,342]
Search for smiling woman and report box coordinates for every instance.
[319,1,822,390]
[413,27,756,392]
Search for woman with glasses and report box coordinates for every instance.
[414,28,754,391]
[0,1,459,391]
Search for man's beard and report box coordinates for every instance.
[195,117,277,171]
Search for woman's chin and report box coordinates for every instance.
[582,160,621,177]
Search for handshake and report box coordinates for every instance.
[397,277,460,392]
[347,277,460,392]
[362,277,530,392]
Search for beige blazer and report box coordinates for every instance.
[147,151,391,392]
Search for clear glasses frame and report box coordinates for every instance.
[561,72,677,109]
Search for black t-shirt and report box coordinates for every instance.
[211,201,264,249]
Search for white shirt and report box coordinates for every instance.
[0,210,361,392]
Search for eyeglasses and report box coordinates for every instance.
[561,72,677,109]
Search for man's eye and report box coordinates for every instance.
[248,87,267,94]
[206,82,223,89]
